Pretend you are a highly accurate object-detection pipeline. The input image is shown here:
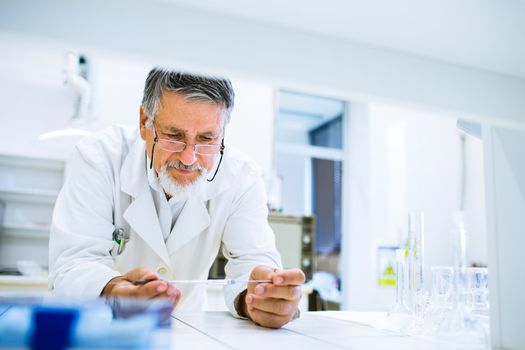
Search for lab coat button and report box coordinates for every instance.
[157,267,168,275]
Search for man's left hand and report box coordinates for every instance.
[241,266,305,328]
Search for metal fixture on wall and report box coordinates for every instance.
[63,51,91,120]
[39,51,95,140]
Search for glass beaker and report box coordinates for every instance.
[422,266,454,334]
[432,213,490,349]
[465,267,489,317]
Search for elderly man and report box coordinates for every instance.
[49,68,304,328]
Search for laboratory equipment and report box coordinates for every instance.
[422,266,454,334]
[388,248,410,314]
[64,51,91,120]
[432,213,489,349]
[133,279,272,286]
[385,248,412,332]
[304,271,342,305]
[465,267,489,317]
[0,297,172,349]
[406,212,425,310]
[402,212,428,334]
[209,214,316,280]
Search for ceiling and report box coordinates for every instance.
[156,0,525,79]
[2,0,522,129]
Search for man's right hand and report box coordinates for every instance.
[101,267,180,306]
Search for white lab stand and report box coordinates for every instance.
[483,125,525,350]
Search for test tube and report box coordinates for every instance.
[452,211,467,310]
[389,248,410,314]
[407,212,425,311]
[408,212,425,291]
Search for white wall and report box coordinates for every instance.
[277,153,308,216]
[0,32,274,171]
[483,126,525,348]
[228,80,274,174]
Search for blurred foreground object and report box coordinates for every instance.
[0,296,173,349]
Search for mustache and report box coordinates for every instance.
[165,160,204,172]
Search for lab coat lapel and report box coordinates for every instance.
[166,196,210,255]
[120,137,171,266]
[123,187,171,266]
[163,146,236,254]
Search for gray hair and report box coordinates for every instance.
[141,67,235,128]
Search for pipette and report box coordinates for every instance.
[133,278,271,286]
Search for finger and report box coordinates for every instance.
[246,294,296,316]
[161,286,181,306]
[247,307,292,329]
[124,267,159,282]
[249,265,276,281]
[134,280,170,298]
[140,271,160,281]
[272,268,305,286]
[148,286,181,304]
[107,278,176,301]
[166,284,179,297]
[253,284,301,301]
[172,288,181,305]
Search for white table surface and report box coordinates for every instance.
[0,304,485,349]
[161,311,469,350]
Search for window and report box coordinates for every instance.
[275,90,345,255]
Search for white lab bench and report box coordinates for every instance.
[154,311,474,350]
[0,300,485,349]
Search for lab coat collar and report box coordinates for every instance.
[120,137,171,266]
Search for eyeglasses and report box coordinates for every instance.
[155,136,222,155]
[149,125,225,182]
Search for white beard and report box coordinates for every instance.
[158,160,208,199]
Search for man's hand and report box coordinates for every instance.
[240,266,305,328]
[101,267,180,306]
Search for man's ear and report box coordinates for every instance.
[139,106,149,140]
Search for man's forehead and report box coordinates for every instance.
[155,113,226,135]
[158,124,219,135]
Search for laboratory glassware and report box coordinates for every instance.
[404,212,429,334]
[434,212,489,349]
[386,248,412,332]
[389,248,410,315]
[406,211,425,311]
[133,279,272,286]
[422,265,454,334]
[465,267,489,317]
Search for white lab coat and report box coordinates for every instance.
[48,126,282,315]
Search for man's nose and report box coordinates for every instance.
[178,145,197,165]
